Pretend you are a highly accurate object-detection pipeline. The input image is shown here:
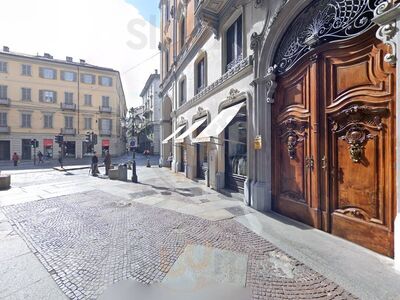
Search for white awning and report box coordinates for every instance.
[162,125,185,144]
[175,118,207,144]
[192,102,244,143]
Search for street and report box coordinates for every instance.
[0,161,399,300]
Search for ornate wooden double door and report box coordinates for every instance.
[272,33,396,257]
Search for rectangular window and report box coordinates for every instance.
[99,76,112,86]
[39,90,57,103]
[0,112,7,127]
[40,67,57,79]
[165,49,170,72]
[21,88,31,101]
[84,117,92,130]
[196,58,205,93]
[100,119,112,130]
[44,114,53,128]
[0,85,7,99]
[84,94,92,106]
[21,64,32,76]
[226,15,243,71]
[179,79,186,106]
[64,92,73,104]
[61,71,77,82]
[180,16,186,49]
[64,116,73,129]
[81,74,95,84]
[0,61,8,73]
[21,113,31,128]
[102,96,110,107]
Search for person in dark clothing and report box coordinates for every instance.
[37,151,44,164]
[104,151,111,176]
[58,151,63,169]
[91,151,99,176]
[12,152,19,167]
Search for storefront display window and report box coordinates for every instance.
[225,106,247,192]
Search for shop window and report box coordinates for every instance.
[225,105,247,192]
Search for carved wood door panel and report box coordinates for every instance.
[272,62,321,228]
[322,38,395,257]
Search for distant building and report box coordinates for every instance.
[0,47,127,160]
[139,70,161,154]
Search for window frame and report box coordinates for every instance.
[84,94,92,106]
[61,71,77,82]
[81,73,96,84]
[64,92,74,104]
[225,14,243,71]
[0,85,8,99]
[43,114,53,129]
[21,113,31,128]
[21,87,32,101]
[64,116,74,129]
[0,61,8,73]
[40,67,57,80]
[99,76,113,87]
[0,112,7,127]
[102,96,110,108]
[21,64,32,76]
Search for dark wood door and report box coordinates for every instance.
[272,31,396,257]
[272,60,321,228]
[322,36,396,257]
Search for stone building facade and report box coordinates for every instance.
[160,0,400,268]
[139,71,162,154]
[0,47,127,160]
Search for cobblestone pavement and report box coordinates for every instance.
[2,187,355,299]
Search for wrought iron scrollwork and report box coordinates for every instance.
[273,0,385,75]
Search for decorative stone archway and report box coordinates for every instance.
[251,0,400,266]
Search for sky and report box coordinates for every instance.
[0,0,161,109]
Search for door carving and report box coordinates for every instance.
[272,31,396,256]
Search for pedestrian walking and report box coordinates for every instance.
[167,152,173,169]
[12,152,19,167]
[37,151,44,164]
[104,150,111,176]
[58,151,63,169]
[91,151,99,176]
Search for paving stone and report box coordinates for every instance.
[2,190,355,300]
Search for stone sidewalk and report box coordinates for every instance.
[0,166,399,299]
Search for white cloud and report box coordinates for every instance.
[1,0,160,109]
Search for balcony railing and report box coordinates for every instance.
[60,102,76,111]
[0,126,10,133]
[61,128,76,135]
[0,98,10,106]
[99,106,112,113]
[100,129,111,136]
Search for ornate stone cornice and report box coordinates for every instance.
[174,55,253,116]
[373,1,400,65]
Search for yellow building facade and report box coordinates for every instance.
[0,47,127,161]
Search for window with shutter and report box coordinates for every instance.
[64,92,73,104]
[0,61,8,73]
[62,71,77,82]
[21,64,32,76]
[21,113,31,128]
[102,96,110,107]
[0,112,7,127]
[0,85,7,99]
[84,94,92,106]
[40,67,57,79]
[21,88,31,101]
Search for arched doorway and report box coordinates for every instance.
[161,96,173,167]
[270,0,396,257]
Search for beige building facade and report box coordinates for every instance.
[0,47,127,161]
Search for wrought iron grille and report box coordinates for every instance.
[273,0,385,75]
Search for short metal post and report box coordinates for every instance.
[131,149,138,183]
